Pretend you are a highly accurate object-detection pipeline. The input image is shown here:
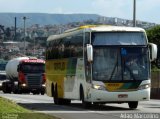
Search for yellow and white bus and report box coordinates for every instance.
[46,25,157,109]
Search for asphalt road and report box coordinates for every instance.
[0,91,160,119]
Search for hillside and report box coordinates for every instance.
[0,13,100,27]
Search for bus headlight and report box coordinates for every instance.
[92,84,106,90]
[138,84,150,90]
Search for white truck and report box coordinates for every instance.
[2,57,46,94]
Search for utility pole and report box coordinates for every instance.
[33,32,37,56]
[14,17,17,41]
[133,0,136,27]
[23,16,26,55]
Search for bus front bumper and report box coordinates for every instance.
[86,88,150,103]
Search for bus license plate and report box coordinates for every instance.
[118,94,128,98]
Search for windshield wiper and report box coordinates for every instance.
[109,55,136,81]
[124,63,136,80]
[109,54,119,80]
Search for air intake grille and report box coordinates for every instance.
[26,75,42,88]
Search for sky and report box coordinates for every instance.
[0,0,160,24]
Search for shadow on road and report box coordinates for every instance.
[18,102,133,112]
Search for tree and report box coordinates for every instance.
[146,25,160,44]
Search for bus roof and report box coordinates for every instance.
[47,25,145,42]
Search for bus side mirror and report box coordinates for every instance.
[149,43,157,62]
[87,44,93,62]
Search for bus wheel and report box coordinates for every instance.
[81,88,91,108]
[128,101,138,109]
[54,86,59,105]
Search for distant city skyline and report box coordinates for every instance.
[0,0,159,24]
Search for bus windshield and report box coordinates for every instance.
[21,63,45,73]
[92,32,147,45]
[92,47,150,81]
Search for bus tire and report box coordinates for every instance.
[80,87,91,108]
[54,85,59,105]
[51,83,54,97]
[128,101,138,109]
[54,84,70,105]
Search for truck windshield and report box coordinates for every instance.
[92,47,150,81]
[21,64,45,73]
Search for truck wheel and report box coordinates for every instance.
[2,82,7,93]
[2,82,11,94]
[41,91,45,95]
[32,91,40,95]
[12,82,19,94]
[12,86,18,94]
[2,86,7,93]
[18,90,22,94]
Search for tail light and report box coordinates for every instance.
[42,73,46,84]
[19,72,26,83]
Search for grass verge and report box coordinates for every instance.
[0,96,59,119]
